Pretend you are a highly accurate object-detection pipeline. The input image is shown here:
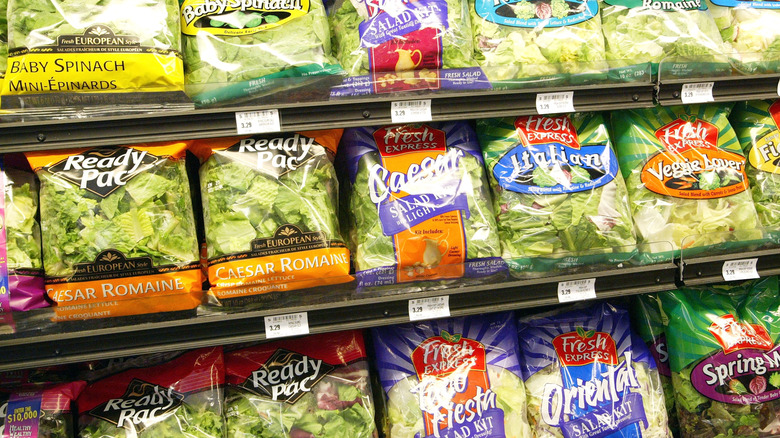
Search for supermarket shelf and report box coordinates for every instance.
[0,82,654,151]
[657,73,780,106]
[679,247,780,287]
[0,262,676,371]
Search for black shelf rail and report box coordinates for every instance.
[657,73,780,106]
[679,247,780,287]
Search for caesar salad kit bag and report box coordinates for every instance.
[706,1,780,74]
[372,311,532,438]
[611,104,762,261]
[224,330,377,438]
[191,131,352,302]
[25,142,203,321]
[180,0,344,107]
[0,381,86,438]
[1,0,188,112]
[77,347,224,438]
[340,122,505,289]
[477,113,636,274]
[517,302,671,438]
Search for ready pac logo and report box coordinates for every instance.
[373,125,447,157]
[654,117,719,154]
[514,115,581,149]
[708,314,774,354]
[241,349,334,404]
[88,379,184,433]
[411,330,486,378]
[552,327,618,367]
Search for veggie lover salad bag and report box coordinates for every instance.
[77,347,224,438]
[611,104,762,261]
[180,0,344,107]
[518,302,671,438]
[0,382,86,438]
[224,331,377,438]
[707,1,780,74]
[2,0,188,113]
[191,131,351,303]
[25,142,203,321]
[372,312,532,438]
[340,122,505,289]
[478,113,636,274]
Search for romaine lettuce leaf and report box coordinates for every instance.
[4,168,42,270]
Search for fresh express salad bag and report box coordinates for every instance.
[706,1,780,74]
[477,113,636,275]
[0,382,86,438]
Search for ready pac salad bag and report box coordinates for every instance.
[340,122,505,289]
[2,0,188,113]
[224,331,377,438]
[77,347,224,438]
[25,142,203,321]
[0,382,86,438]
[191,131,352,303]
[477,113,636,274]
[611,104,762,261]
[518,302,672,438]
[372,311,532,438]
[706,2,780,74]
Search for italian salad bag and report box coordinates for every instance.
[477,113,636,275]
[518,302,671,438]
[25,142,203,321]
[191,131,352,303]
[340,122,505,289]
[706,1,780,74]
[77,347,225,438]
[2,0,188,114]
[0,382,86,438]
[372,312,532,438]
[225,331,377,438]
[611,105,762,262]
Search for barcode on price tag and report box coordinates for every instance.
[558,278,597,303]
[391,99,432,123]
[409,296,450,321]
[235,109,281,134]
[722,258,759,281]
[681,82,714,104]
[536,91,575,115]
[264,312,309,339]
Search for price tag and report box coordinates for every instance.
[777,78,780,97]
[264,312,309,339]
[722,258,760,282]
[681,82,714,104]
[536,91,575,115]
[391,100,432,123]
[558,278,597,303]
[409,296,450,321]
[235,109,281,134]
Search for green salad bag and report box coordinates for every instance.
[706,1,780,74]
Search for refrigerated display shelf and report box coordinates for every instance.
[680,247,780,287]
[657,73,780,106]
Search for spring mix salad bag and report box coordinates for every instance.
[706,1,780,74]
[372,312,532,438]
[518,302,671,438]
[0,382,86,438]
[477,113,636,274]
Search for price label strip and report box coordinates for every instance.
[777,77,780,98]
[680,82,714,104]
[722,258,760,282]
[236,109,281,135]
[409,296,450,321]
[264,312,309,339]
[536,91,575,115]
[558,278,597,303]
[391,99,432,124]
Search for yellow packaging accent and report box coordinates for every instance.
[181,0,311,36]
[749,130,780,174]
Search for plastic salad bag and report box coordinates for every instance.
[191,131,352,303]
[180,0,344,107]
[661,278,780,438]
[477,113,636,274]
[225,331,377,438]
[0,382,86,438]
[2,0,188,113]
[706,1,780,74]
[611,104,761,261]
[372,311,532,438]
[518,302,671,438]
[25,142,202,321]
[340,122,505,289]
[77,347,224,438]
[0,0,7,89]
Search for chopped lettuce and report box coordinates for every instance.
[79,401,224,438]
[706,3,780,73]
[4,168,42,270]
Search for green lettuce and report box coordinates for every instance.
[0,0,7,78]
[706,4,780,73]
[4,168,42,270]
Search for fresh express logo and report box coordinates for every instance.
[182,0,305,25]
[241,349,334,403]
[89,379,184,432]
[654,117,719,154]
[708,314,774,354]
[374,125,447,157]
[552,327,618,367]
[515,115,580,149]
[411,330,486,378]
[227,134,315,172]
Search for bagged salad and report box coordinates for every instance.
[611,105,762,260]
[77,347,224,438]
[372,311,532,438]
[0,382,86,438]
[518,302,671,438]
[340,122,505,289]
[225,331,377,438]
[192,131,351,303]
[477,114,636,274]
[25,142,202,321]
[706,1,780,74]
[180,0,344,107]
[2,0,188,112]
